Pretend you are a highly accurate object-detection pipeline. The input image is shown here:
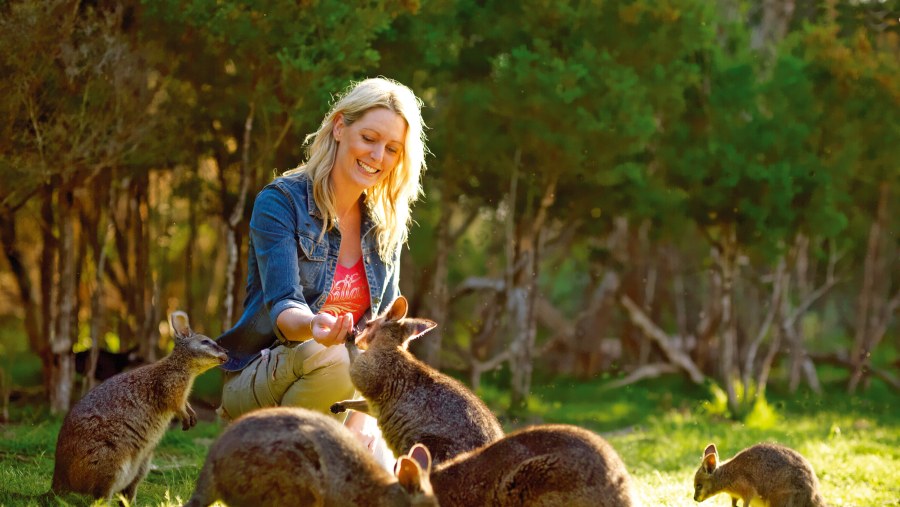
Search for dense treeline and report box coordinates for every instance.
[0,0,897,417]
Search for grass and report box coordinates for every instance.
[0,368,898,506]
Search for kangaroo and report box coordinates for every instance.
[693,443,828,507]
[51,311,228,503]
[425,423,637,507]
[184,406,436,507]
[330,295,504,465]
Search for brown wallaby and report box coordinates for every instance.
[330,295,504,465]
[425,423,638,507]
[51,311,228,503]
[693,443,828,507]
[184,406,437,507]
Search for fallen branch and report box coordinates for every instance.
[810,351,900,392]
[602,363,679,390]
[619,295,705,384]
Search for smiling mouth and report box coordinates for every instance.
[358,160,380,175]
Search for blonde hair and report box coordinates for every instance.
[283,77,427,262]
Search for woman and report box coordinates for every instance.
[216,77,427,458]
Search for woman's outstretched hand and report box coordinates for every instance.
[310,312,353,347]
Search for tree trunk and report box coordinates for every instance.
[412,195,455,367]
[224,103,255,328]
[508,170,557,412]
[40,184,58,395]
[751,0,796,52]
[131,175,152,361]
[185,175,197,317]
[742,254,787,400]
[0,207,45,371]
[714,229,741,416]
[50,185,77,414]
[849,182,894,392]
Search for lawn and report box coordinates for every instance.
[0,365,898,506]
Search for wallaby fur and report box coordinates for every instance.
[51,311,228,502]
[693,443,828,507]
[184,406,437,507]
[331,295,504,465]
[427,423,638,507]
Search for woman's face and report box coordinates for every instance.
[332,107,407,195]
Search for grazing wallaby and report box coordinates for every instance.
[330,295,504,464]
[693,443,828,507]
[51,311,228,503]
[426,423,638,507]
[184,406,437,507]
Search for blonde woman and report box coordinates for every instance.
[216,78,427,465]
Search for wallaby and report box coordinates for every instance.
[184,406,437,507]
[51,311,228,503]
[426,423,638,507]
[693,443,828,507]
[331,295,504,465]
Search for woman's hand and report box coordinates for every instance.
[310,312,353,347]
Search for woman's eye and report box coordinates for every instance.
[362,135,374,142]
[387,146,398,154]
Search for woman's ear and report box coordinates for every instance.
[333,113,345,141]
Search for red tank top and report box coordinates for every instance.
[320,258,370,324]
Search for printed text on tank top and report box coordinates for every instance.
[320,257,370,324]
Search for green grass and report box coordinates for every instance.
[1,371,898,506]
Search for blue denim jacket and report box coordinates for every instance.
[217,173,400,372]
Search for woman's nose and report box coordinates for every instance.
[370,144,384,163]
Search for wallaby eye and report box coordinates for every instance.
[202,339,216,346]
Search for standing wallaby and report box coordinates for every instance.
[426,423,638,507]
[184,406,436,507]
[51,311,228,503]
[693,443,828,507]
[330,295,504,465]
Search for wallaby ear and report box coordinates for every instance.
[395,456,425,492]
[702,445,718,473]
[407,443,432,475]
[405,319,437,343]
[385,296,408,321]
[170,311,192,340]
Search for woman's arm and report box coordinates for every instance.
[276,307,352,346]
[250,186,349,346]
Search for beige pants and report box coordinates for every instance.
[219,339,355,422]
[218,339,396,471]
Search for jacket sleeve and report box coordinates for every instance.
[249,185,311,326]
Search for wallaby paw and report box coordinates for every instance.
[330,403,346,414]
[181,413,197,430]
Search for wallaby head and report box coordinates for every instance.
[169,311,229,368]
[693,443,719,502]
[396,443,435,506]
[354,296,437,352]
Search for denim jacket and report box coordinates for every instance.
[217,173,400,372]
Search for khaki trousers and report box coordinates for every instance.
[218,339,355,423]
